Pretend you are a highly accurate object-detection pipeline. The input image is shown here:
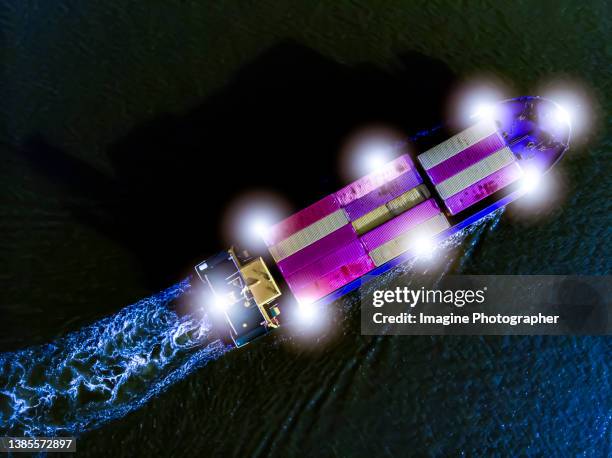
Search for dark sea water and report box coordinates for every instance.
[1,1,611,456]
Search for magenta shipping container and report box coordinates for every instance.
[277,224,358,277]
[444,162,524,215]
[284,240,367,290]
[292,254,376,303]
[360,198,442,251]
[343,168,423,221]
[264,194,341,246]
[334,154,414,206]
[425,133,505,185]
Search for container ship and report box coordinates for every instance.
[195,96,570,347]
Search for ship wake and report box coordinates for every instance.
[0,211,504,438]
[0,280,231,437]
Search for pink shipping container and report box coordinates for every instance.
[426,133,505,185]
[284,240,367,290]
[291,254,375,303]
[360,198,442,251]
[444,162,523,215]
[277,223,358,277]
[435,146,516,200]
[343,168,423,221]
[264,194,341,246]
[334,154,414,206]
[417,119,498,169]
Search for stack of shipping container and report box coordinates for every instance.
[417,119,524,215]
[263,119,527,303]
[264,155,449,303]
[263,119,526,304]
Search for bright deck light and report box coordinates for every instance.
[447,77,508,128]
[520,168,541,194]
[470,103,496,121]
[213,296,229,310]
[412,236,436,258]
[540,79,594,141]
[223,191,290,252]
[250,219,269,239]
[554,105,572,126]
[339,126,405,181]
[357,139,394,174]
[297,300,317,323]
[284,297,336,349]
[365,148,389,171]
[291,297,328,334]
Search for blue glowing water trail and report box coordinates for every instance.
[0,279,232,437]
[0,209,505,439]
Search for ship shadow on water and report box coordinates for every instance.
[6,44,463,438]
[5,41,466,437]
[21,42,457,294]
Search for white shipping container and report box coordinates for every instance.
[435,147,516,200]
[269,209,349,262]
[417,119,498,170]
[368,213,450,266]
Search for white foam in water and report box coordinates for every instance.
[0,279,231,436]
[0,203,504,438]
